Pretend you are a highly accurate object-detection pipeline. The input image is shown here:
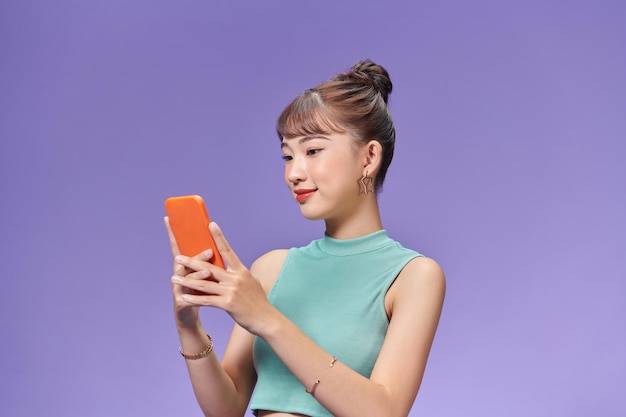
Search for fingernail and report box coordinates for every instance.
[171,275,182,284]
[175,255,184,263]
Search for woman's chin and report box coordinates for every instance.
[298,206,327,221]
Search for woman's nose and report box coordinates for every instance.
[286,156,306,184]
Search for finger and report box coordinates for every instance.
[192,249,214,262]
[172,275,222,296]
[175,255,216,275]
[179,293,222,307]
[183,268,213,282]
[171,275,200,297]
[165,217,189,276]
[174,251,214,278]
[164,217,181,258]
[209,222,244,270]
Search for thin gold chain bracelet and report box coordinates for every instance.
[179,334,213,360]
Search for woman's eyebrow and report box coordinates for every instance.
[281,135,331,149]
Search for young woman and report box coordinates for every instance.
[165,60,446,417]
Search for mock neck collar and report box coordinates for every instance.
[317,229,390,256]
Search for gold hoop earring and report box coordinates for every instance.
[359,171,374,195]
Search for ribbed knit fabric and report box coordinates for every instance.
[250,230,421,416]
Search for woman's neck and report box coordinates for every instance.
[324,198,383,240]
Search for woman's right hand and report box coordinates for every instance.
[164,216,215,329]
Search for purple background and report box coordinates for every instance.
[1,1,624,416]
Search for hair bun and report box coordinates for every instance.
[349,60,393,103]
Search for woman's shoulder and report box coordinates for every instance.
[394,256,446,301]
[401,256,445,289]
[250,249,290,293]
[386,255,446,321]
[404,256,444,278]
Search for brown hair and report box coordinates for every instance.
[277,60,395,192]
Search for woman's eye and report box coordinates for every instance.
[281,154,293,161]
[307,149,322,156]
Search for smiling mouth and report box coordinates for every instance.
[294,189,316,203]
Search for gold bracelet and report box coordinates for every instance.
[179,334,213,360]
[304,356,338,395]
[305,380,320,395]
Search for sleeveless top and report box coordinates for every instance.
[250,230,422,416]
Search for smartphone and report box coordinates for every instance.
[164,195,225,269]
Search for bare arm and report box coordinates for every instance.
[174,324,258,417]
[175,222,446,417]
[165,217,286,417]
[257,257,445,417]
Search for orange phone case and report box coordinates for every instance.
[164,195,225,268]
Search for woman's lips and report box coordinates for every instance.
[294,189,316,203]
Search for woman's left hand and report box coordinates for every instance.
[171,222,274,335]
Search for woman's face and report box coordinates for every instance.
[281,131,366,221]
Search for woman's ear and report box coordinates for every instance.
[363,140,383,176]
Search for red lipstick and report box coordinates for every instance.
[294,188,316,203]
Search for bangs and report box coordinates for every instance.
[277,90,346,139]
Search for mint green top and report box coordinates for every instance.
[250,230,422,416]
